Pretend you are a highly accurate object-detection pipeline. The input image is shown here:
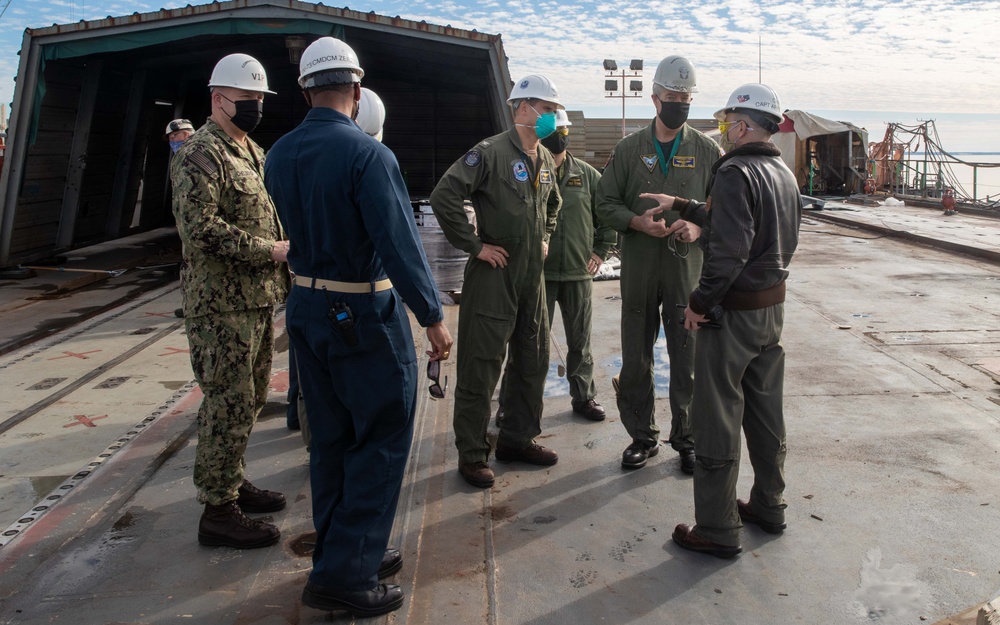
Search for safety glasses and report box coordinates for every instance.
[554,126,569,136]
[428,359,448,399]
[717,120,740,135]
[718,119,752,135]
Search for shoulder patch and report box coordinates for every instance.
[640,154,658,172]
[188,149,218,178]
[463,150,482,168]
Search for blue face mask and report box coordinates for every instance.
[530,104,557,139]
[169,140,185,153]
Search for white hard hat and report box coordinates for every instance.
[507,75,564,108]
[208,53,275,94]
[652,55,698,93]
[714,83,783,125]
[553,110,572,127]
[298,37,364,89]
[164,118,194,137]
[356,87,386,142]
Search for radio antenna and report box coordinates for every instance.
[758,35,762,82]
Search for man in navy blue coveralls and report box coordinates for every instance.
[264,37,453,618]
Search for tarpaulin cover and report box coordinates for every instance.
[781,109,867,142]
[774,110,869,190]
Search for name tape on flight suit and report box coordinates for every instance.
[673,156,696,168]
[539,170,552,184]
[566,176,583,187]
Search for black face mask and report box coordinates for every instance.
[657,101,690,130]
[540,132,569,155]
[224,96,262,133]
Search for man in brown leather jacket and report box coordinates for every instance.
[639,83,801,558]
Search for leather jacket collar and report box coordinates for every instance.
[712,141,781,174]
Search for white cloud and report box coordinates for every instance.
[0,0,997,150]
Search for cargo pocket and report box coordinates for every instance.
[468,309,514,364]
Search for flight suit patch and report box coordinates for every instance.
[673,156,696,168]
[566,176,583,187]
[640,154,658,172]
[539,169,552,184]
[463,150,482,167]
[513,161,529,182]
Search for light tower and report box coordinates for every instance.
[603,59,643,137]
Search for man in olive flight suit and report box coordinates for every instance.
[502,110,616,422]
[430,75,564,489]
[594,55,720,474]
[497,109,617,426]
[171,53,290,549]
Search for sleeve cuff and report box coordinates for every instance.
[688,293,709,316]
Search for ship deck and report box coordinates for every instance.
[0,199,998,625]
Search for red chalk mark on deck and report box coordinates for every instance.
[48,350,102,360]
[269,371,289,393]
[0,385,206,572]
[64,414,109,428]
[158,347,189,357]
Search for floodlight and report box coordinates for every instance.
[629,80,643,92]
[629,59,643,71]
[603,59,618,71]
[604,80,618,92]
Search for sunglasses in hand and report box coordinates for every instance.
[428,359,448,399]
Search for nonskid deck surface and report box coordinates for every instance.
[0,201,998,624]
[0,283,195,541]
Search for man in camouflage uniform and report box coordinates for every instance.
[431,75,563,489]
[594,55,719,474]
[171,53,290,549]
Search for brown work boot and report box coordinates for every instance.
[572,399,606,421]
[495,442,558,466]
[198,501,280,549]
[238,480,286,513]
[458,461,495,488]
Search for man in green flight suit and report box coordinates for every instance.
[430,75,564,489]
[594,55,720,473]
[513,109,617,421]
[171,53,290,548]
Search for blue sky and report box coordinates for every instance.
[1,0,999,150]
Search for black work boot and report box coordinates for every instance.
[237,480,286,513]
[198,501,280,549]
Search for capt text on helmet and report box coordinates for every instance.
[594,55,721,474]
[263,37,452,618]
[429,75,564,489]
[169,54,290,550]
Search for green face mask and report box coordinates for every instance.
[530,104,557,139]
